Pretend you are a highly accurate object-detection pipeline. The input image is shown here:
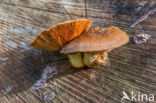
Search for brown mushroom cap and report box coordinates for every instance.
[60,26,129,54]
[30,19,92,51]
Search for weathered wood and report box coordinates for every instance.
[0,0,156,103]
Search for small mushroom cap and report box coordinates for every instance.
[61,26,130,54]
[30,19,92,51]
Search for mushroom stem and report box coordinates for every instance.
[67,53,84,68]
[84,51,109,67]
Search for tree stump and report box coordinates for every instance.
[0,0,155,102]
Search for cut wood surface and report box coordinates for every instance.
[0,0,156,103]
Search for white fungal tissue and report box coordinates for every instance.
[43,93,55,101]
[29,66,57,90]
[133,34,151,44]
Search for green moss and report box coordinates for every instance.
[68,52,109,68]
[84,52,97,67]
[68,53,84,68]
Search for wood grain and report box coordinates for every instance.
[0,0,156,103]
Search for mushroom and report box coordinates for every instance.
[60,26,129,68]
[30,19,92,51]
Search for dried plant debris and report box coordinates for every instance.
[0,57,8,65]
[133,34,151,44]
[148,8,156,15]
[0,57,8,62]
[43,93,55,101]
[4,41,17,48]
[130,8,156,28]
[20,47,32,53]
[3,86,13,95]
[20,42,32,52]
[29,66,57,90]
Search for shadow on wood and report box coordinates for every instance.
[0,48,89,97]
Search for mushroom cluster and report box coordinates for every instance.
[30,19,129,68]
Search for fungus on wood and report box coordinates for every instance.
[61,26,130,68]
[30,19,129,68]
[30,19,92,51]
